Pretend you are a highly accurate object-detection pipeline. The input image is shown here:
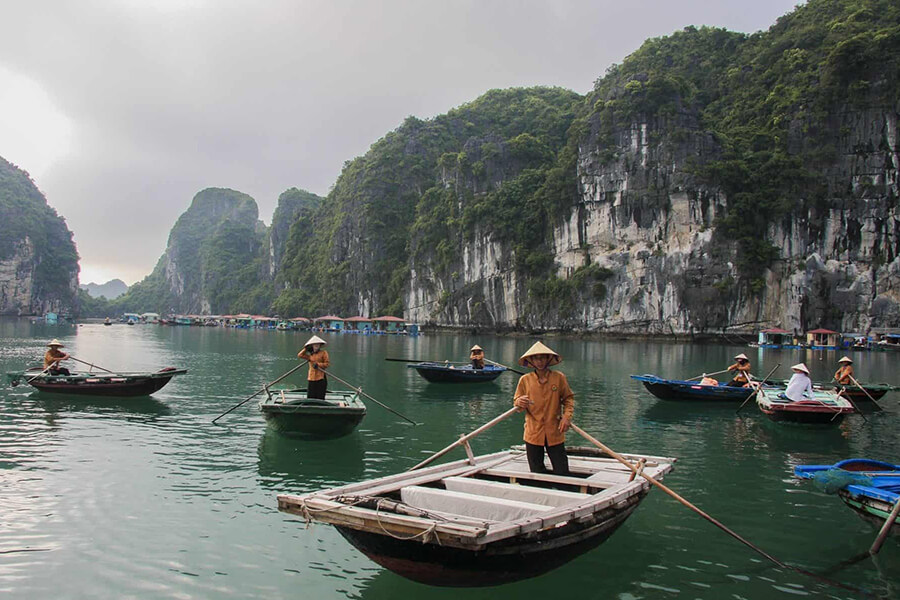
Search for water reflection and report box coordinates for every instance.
[257,427,366,492]
[34,393,172,422]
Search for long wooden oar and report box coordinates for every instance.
[570,423,867,594]
[322,369,418,426]
[70,356,115,373]
[385,358,469,365]
[26,365,54,383]
[848,374,884,411]
[408,406,519,471]
[685,369,730,382]
[485,359,525,375]
[836,386,867,423]
[870,497,900,554]
[211,362,307,424]
[736,363,780,414]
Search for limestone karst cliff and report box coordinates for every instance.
[0,157,79,315]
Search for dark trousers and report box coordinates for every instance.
[49,367,71,376]
[307,377,327,399]
[526,441,569,475]
[727,379,746,387]
[472,360,484,369]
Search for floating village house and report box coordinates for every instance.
[343,316,373,331]
[315,316,344,331]
[373,315,406,332]
[757,327,792,348]
[806,328,840,350]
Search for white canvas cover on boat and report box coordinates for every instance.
[442,477,589,507]
[400,485,552,522]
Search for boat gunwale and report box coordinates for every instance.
[278,449,675,548]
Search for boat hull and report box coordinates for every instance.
[335,490,645,587]
[260,391,366,438]
[757,388,854,425]
[8,368,186,397]
[410,363,506,383]
[631,375,755,402]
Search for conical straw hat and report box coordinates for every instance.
[518,341,561,367]
[733,353,749,360]
[304,335,327,347]
[838,356,853,363]
[47,339,64,347]
[470,345,483,352]
[791,363,809,375]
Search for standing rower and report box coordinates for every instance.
[298,335,330,399]
[512,341,574,476]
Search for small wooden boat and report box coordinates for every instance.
[769,379,898,401]
[259,389,366,438]
[408,362,506,383]
[756,387,855,425]
[630,374,763,401]
[278,445,675,586]
[6,366,186,397]
[794,459,900,534]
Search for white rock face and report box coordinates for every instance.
[405,105,900,333]
[0,238,35,315]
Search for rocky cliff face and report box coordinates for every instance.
[268,188,323,278]
[124,188,265,314]
[0,157,79,315]
[402,3,900,334]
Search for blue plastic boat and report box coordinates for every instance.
[795,459,900,534]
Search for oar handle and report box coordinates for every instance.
[211,361,307,424]
[323,369,418,426]
[485,359,525,376]
[408,407,519,471]
[736,363,780,414]
[685,368,730,382]
[70,356,115,373]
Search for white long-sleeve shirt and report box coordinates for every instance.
[785,372,814,402]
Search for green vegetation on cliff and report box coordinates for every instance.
[0,157,79,313]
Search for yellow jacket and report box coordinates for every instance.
[514,370,574,446]
[44,348,68,369]
[835,365,853,385]
[728,362,751,383]
[297,349,330,381]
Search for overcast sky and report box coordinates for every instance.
[0,0,801,285]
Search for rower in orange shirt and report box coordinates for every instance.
[512,341,574,476]
[297,335,330,399]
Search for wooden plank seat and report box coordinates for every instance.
[442,476,591,507]
[401,485,554,522]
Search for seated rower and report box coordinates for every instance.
[781,363,813,402]
[44,339,71,376]
[834,356,853,387]
[470,345,485,370]
[726,353,752,387]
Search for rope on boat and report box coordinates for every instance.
[374,498,442,545]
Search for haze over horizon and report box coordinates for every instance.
[0,0,802,286]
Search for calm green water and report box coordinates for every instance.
[1,320,898,599]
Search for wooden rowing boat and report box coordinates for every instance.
[794,459,900,535]
[756,387,855,425]
[630,374,762,401]
[408,362,507,383]
[6,366,186,397]
[769,379,898,401]
[258,389,366,438]
[278,445,675,586]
